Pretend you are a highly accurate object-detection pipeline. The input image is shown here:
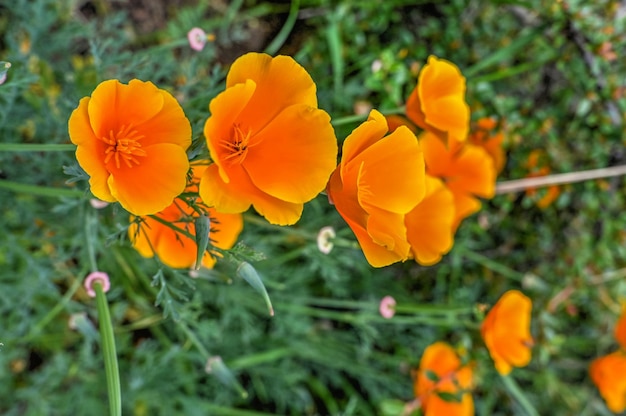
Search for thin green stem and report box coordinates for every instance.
[264,0,300,55]
[0,180,84,198]
[0,143,75,152]
[95,283,121,416]
[500,374,539,416]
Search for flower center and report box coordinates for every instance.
[221,124,251,164]
[102,125,146,169]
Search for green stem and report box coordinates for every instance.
[0,143,75,152]
[264,0,300,55]
[0,179,84,198]
[500,374,539,416]
[95,283,121,416]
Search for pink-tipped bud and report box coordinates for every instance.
[187,28,207,51]
[379,296,396,319]
[89,198,109,209]
[84,271,110,298]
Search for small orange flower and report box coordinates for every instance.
[413,342,474,416]
[326,109,426,267]
[129,166,243,269]
[590,351,626,413]
[406,55,470,144]
[199,52,338,226]
[405,175,455,265]
[615,304,626,351]
[468,117,506,173]
[69,79,191,216]
[420,131,496,228]
[481,290,533,375]
[524,150,560,209]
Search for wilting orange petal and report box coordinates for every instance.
[108,143,189,216]
[226,53,317,133]
[244,104,337,203]
[481,290,533,375]
[590,351,626,413]
[406,176,455,265]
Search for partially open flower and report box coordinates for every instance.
[420,130,496,229]
[590,351,626,413]
[200,52,337,225]
[187,27,207,51]
[379,296,396,319]
[327,109,426,267]
[481,290,533,375]
[129,165,243,269]
[406,56,470,144]
[84,271,110,298]
[69,79,191,216]
[413,342,474,416]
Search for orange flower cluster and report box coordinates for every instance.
[590,305,626,413]
[525,149,560,208]
[413,342,474,416]
[481,290,534,375]
[68,51,491,270]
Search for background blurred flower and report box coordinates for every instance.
[468,117,506,173]
[69,79,191,216]
[187,27,207,51]
[406,55,470,144]
[589,351,626,413]
[413,342,473,416]
[481,290,533,375]
[84,271,110,298]
[379,296,396,319]
[129,165,243,269]
[326,109,425,267]
[316,226,336,254]
[524,150,560,209]
[420,131,496,229]
[200,52,337,226]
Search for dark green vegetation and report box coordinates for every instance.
[1,0,625,414]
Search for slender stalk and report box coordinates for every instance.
[0,143,75,152]
[500,374,539,416]
[0,179,84,198]
[495,165,626,194]
[95,282,121,416]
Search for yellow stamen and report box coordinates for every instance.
[102,125,146,169]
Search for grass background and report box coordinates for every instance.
[2,0,626,414]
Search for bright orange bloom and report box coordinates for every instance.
[468,117,506,173]
[406,55,470,144]
[129,166,243,269]
[199,52,337,225]
[327,109,426,267]
[615,304,626,351]
[590,351,626,413]
[405,175,455,265]
[413,342,474,416]
[69,79,191,216]
[420,131,496,228]
[481,290,533,375]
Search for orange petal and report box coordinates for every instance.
[108,143,189,215]
[136,87,191,149]
[87,79,164,139]
[354,125,425,214]
[340,110,389,172]
[243,104,337,203]
[590,352,626,413]
[615,304,626,350]
[204,79,257,183]
[226,53,317,133]
[445,143,496,199]
[406,176,455,265]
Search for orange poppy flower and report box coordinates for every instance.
[615,304,626,351]
[405,175,455,265]
[413,342,474,416]
[199,52,337,226]
[481,290,533,375]
[406,55,470,144]
[129,165,243,269]
[420,131,496,229]
[590,351,626,413]
[69,79,191,216]
[468,117,506,173]
[326,109,426,267]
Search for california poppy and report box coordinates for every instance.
[420,130,496,228]
[590,351,626,413]
[481,290,533,375]
[129,165,243,269]
[326,109,426,267]
[468,117,506,173]
[406,55,470,144]
[199,52,337,226]
[413,342,474,416]
[69,79,191,216]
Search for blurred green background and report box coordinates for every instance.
[2,0,626,414]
